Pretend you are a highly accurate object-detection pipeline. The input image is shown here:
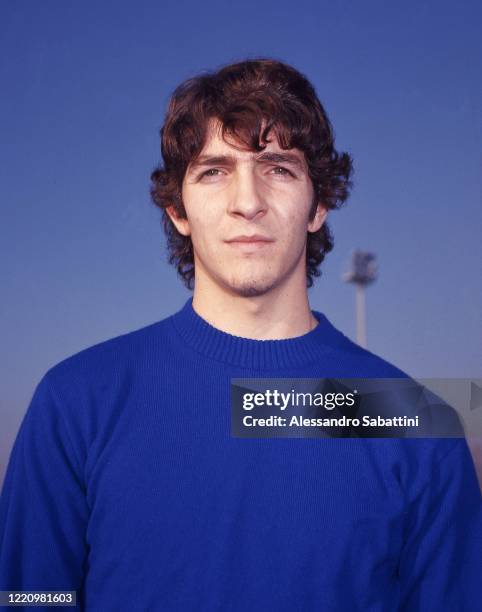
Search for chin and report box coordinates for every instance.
[235,285,269,298]
[225,275,279,298]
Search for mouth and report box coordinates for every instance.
[225,239,274,254]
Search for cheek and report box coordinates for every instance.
[278,186,313,223]
[281,209,311,241]
[189,213,221,255]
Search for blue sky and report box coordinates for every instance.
[1,0,481,477]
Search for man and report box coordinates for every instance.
[1,58,480,611]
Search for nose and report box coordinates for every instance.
[227,166,267,221]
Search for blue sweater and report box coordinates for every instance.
[1,298,481,611]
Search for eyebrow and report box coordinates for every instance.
[187,151,305,174]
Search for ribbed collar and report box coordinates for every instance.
[169,297,338,369]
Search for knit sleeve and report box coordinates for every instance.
[398,439,482,611]
[0,373,89,610]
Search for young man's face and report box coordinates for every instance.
[168,119,327,297]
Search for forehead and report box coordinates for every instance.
[197,118,305,161]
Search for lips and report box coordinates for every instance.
[225,234,274,243]
[225,235,274,253]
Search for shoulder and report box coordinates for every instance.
[314,311,409,378]
[316,312,468,437]
[43,313,175,394]
[312,313,472,467]
[26,314,177,462]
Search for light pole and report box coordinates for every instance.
[343,250,377,348]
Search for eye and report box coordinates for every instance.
[270,166,294,177]
[199,168,224,180]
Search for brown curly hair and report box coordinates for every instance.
[150,58,353,290]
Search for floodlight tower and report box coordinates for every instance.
[342,250,377,348]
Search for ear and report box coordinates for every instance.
[307,203,328,233]
[166,205,191,237]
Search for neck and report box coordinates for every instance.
[191,272,317,341]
